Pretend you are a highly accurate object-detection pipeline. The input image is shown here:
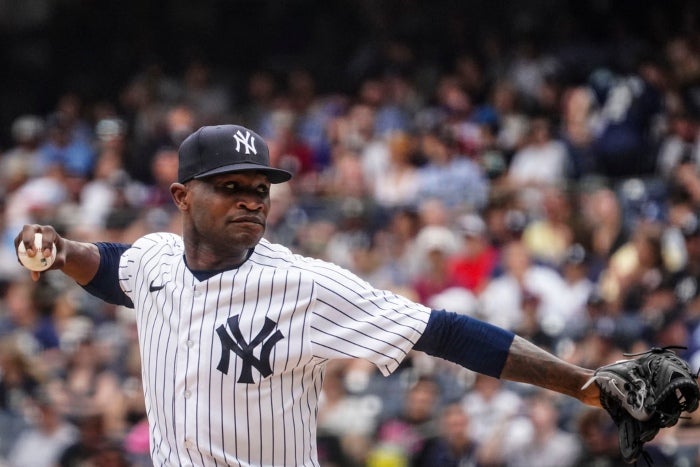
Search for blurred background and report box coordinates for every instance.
[2,0,700,466]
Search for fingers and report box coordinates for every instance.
[15,224,60,257]
[15,225,61,280]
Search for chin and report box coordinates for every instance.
[233,230,264,248]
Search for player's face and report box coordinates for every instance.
[180,171,272,254]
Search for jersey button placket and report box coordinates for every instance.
[182,284,202,458]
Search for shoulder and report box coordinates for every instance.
[122,232,184,265]
[129,232,184,251]
[251,237,294,260]
[251,238,324,269]
[252,238,371,284]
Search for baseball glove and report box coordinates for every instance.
[582,346,700,464]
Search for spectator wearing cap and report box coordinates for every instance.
[410,225,462,304]
[95,118,127,148]
[447,213,499,294]
[93,118,132,178]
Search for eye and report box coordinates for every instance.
[257,185,270,196]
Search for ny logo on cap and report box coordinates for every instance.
[233,129,257,155]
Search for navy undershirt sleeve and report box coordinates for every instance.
[81,242,134,308]
[413,309,515,378]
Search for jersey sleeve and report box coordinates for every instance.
[81,242,133,308]
[304,259,431,376]
[413,309,514,378]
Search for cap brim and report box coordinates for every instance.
[192,163,292,184]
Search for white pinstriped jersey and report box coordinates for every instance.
[119,232,431,466]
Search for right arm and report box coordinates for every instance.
[15,224,101,285]
[15,224,133,307]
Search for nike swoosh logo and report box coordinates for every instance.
[149,279,166,292]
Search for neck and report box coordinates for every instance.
[184,241,251,271]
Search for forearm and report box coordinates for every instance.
[500,335,601,407]
[414,310,601,407]
[61,239,101,285]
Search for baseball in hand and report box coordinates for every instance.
[17,233,56,272]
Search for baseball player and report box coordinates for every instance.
[15,124,602,466]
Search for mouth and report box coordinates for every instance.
[231,216,264,226]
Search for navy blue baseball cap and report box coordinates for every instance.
[177,124,292,183]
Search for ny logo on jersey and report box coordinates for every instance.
[216,314,284,384]
[233,130,257,155]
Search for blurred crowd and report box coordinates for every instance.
[2,15,700,467]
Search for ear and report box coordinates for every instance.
[170,183,189,211]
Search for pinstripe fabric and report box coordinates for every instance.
[119,233,431,466]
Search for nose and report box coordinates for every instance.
[236,193,264,211]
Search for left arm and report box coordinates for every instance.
[414,309,601,407]
[500,335,600,407]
